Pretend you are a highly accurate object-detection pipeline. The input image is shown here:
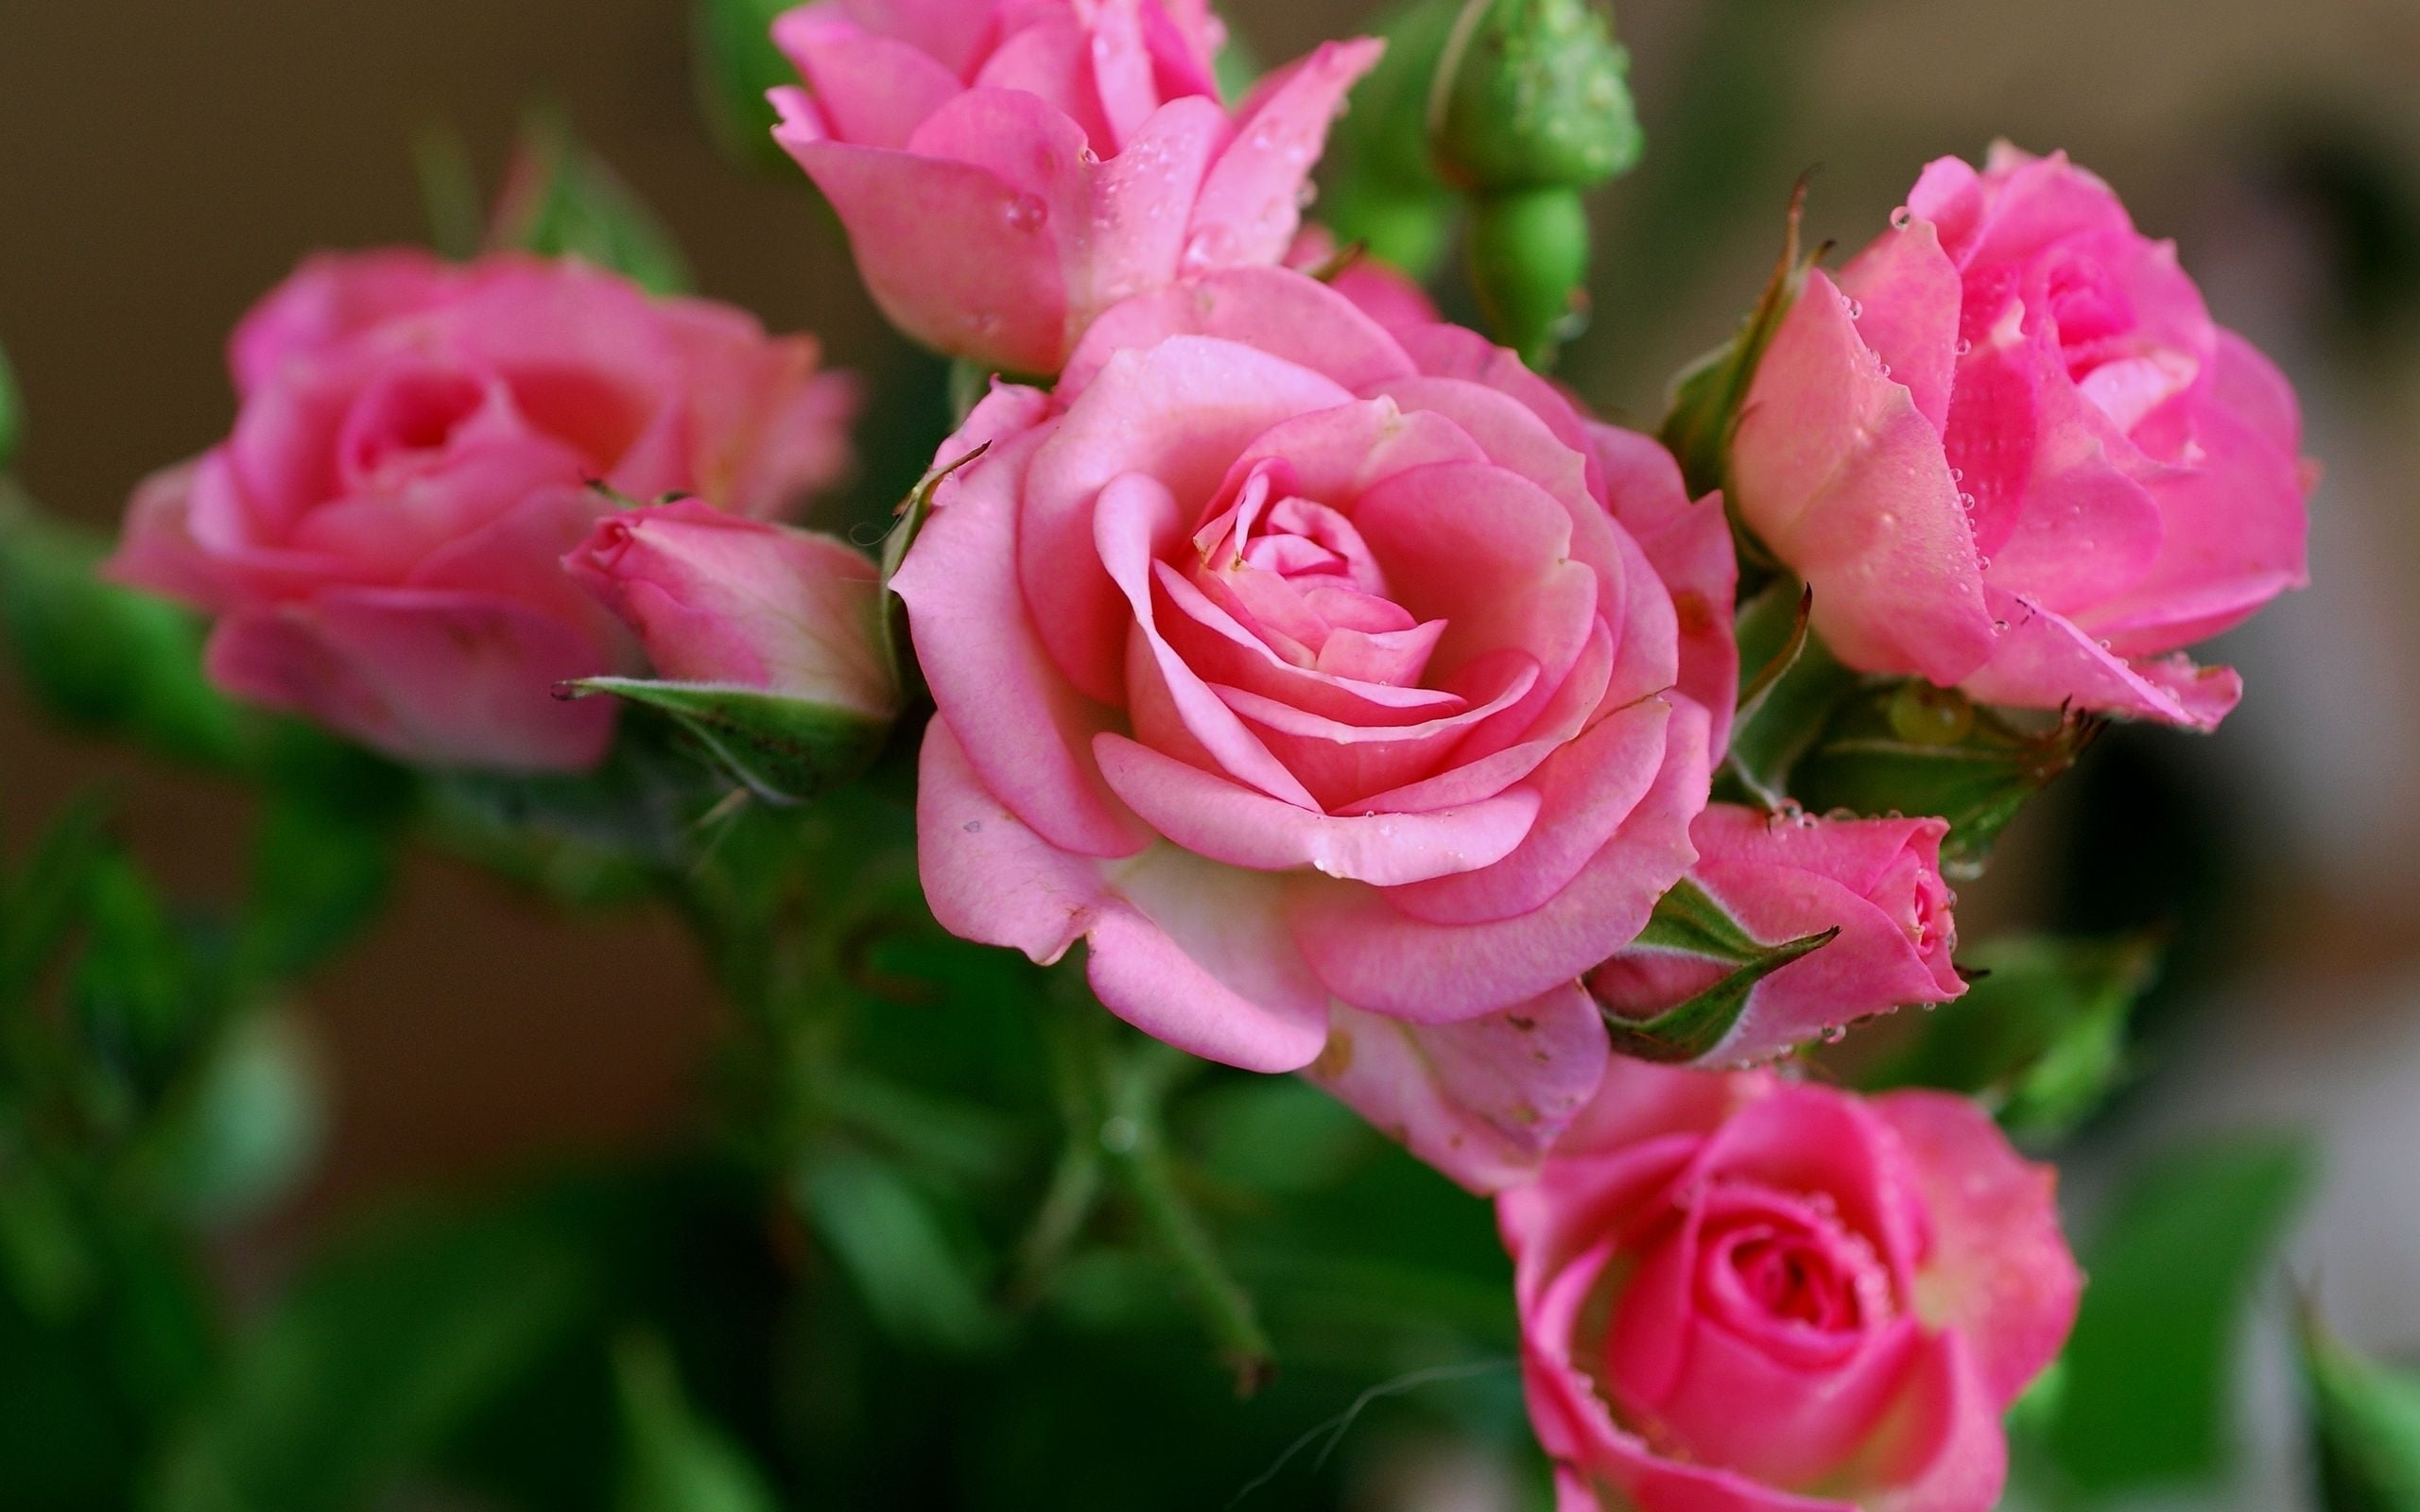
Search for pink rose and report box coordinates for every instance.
[565,498,896,718]
[1590,805,1962,1065]
[1731,144,2312,730]
[1504,1061,2081,1512]
[107,250,858,770]
[769,0,1380,375]
[892,266,1737,1189]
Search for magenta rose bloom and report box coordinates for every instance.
[769,0,1378,375]
[1504,1061,2081,1512]
[1731,144,2312,730]
[107,249,858,771]
[1590,805,1963,1064]
[565,498,897,718]
[891,266,1735,1188]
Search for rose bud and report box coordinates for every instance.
[1591,805,1964,1066]
[107,250,857,771]
[767,0,1379,376]
[893,266,1737,1190]
[1503,1060,2082,1512]
[1730,144,2312,730]
[564,499,896,719]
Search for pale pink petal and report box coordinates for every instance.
[1732,270,1996,685]
[1059,266,1415,400]
[772,110,1069,373]
[1074,97,1226,315]
[1960,588,2239,729]
[890,427,1151,856]
[1186,40,1384,269]
[1838,217,1963,434]
[1388,695,1670,924]
[1294,697,1706,1022]
[778,9,968,149]
[919,720,1330,1069]
[1094,732,1539,884]
[1875,1091,2083,1410]
[1311,987,1609,1194]
[206,589,618,771]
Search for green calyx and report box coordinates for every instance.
[1428,0,1641,194]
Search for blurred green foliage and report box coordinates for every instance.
[2032,1136,2310,1502]
[2300,1305,2420,1512]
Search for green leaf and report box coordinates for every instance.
[1858,932,2161,1139]
[1632,875,1779,962]
[1659,177,1811,502]
[490,110,694,295]
[569,678,892,805]
[155,1205,597,1512]
[0,496,246,768]
[1599,922,1837,1064]
[2044,1136,2311,1497]
[612,1332,783,1512]
[1788,682,2101,877]
[2300,1305,2420,1512]
[793,1147,999,1353]
[689,0,796,173]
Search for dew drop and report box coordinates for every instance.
[1845,297,1865,320]
[1183,224,1238,270]
[1002,193,1047,233]
[1891,207,1913,230]
[1955,337,1974,356]
[1949,468,1964,484]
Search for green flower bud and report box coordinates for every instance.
[1429,0,1641,195]
[1316,0,1465,279]
[1467,187,1592,369]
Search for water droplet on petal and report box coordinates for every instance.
[1003,193,1047,233]
[1891,207,1913,230]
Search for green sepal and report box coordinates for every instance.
[1855,931,2161,1139]
[1601,927,1839,1064]
[1718,577,1854,807]
[2298,1302,2420,1512]
[566,678,892,806]
[1659,177,1813,503]
[1789,686,2103,878]
[1605,879,1838,1063]
[489,110,694,296]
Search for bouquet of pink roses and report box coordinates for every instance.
[4,2,2397,1509]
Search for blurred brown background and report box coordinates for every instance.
[3,7,2418,1493]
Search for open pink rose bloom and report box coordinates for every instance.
[893,266,1738,1189]
[769,0,1379,375]
[1504,1060,2082,1512]
[1732,144,2314,730]
[105,250,856,771]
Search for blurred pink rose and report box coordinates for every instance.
[566,498,896,717]
[108,249,857,770]
[1504,1061,2080,1512]
[892,266,1735,1189]
[1732,144,2312,730]
[769,0,1379,375]
[1590,805,1962,1064]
